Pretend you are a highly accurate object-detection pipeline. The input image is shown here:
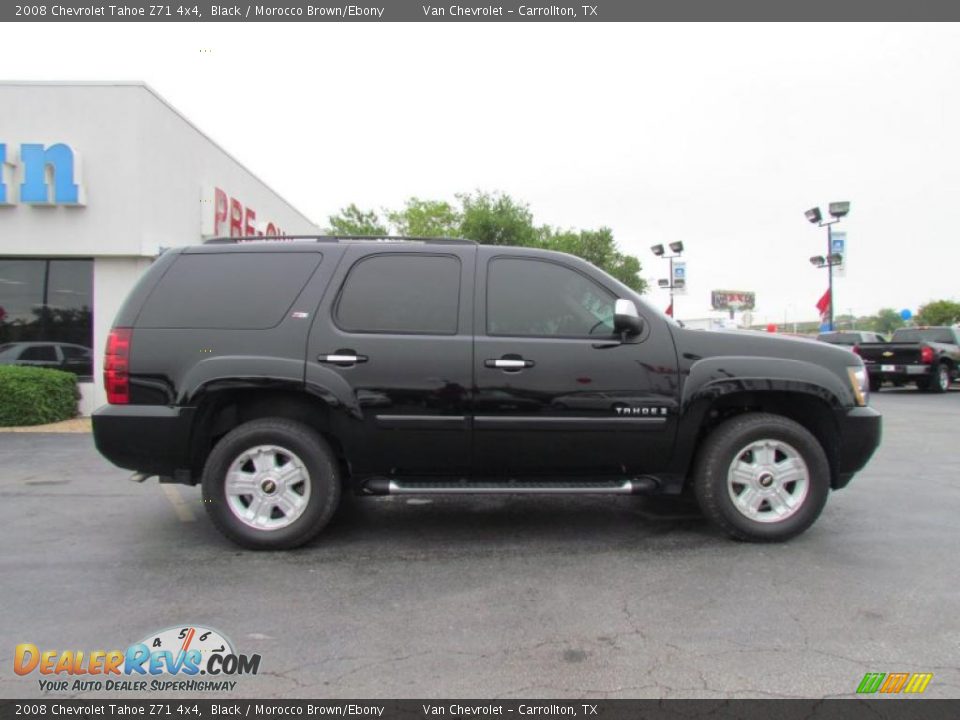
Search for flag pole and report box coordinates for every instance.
[826,223,834,331]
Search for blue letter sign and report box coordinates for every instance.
[19,143,83,205]
[0,143,8,204]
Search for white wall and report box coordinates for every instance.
[0,82,318,256]
[87,256,154,412]
[0,82,319,415]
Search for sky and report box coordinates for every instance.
[3,22,959,324]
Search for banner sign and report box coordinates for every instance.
[671,260,686,295]
[831,230,846,277]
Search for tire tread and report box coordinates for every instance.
[201,417,341,550]
[693,412,829,542]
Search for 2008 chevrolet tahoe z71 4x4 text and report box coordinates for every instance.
[92,237,881,549]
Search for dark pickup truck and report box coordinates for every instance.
[92,237,881,549]
[859,326,960,393]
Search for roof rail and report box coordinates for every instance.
[203,235,477,246]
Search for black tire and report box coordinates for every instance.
[201,418,341,550]
[928,363,951,394]
[869,375,882,393]
[693,413,830,542]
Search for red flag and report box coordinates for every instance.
[665,302,673,317]
[815,289,831,321]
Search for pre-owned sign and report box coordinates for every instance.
[201,187,287,239]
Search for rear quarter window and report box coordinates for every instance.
[137,252,322,329]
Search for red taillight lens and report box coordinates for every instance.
[921,346,935,364]
[852,344,861,356]
[104,327,132,404]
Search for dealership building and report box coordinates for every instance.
[0,81,319,414]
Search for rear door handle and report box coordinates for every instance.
[318,351,368,366]
[485,358,535,370]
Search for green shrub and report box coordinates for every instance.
[0,366,79,426]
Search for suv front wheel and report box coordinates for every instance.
[201,418,341,550]
[693,413,830,542]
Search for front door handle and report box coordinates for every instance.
[485,357,535,370]
[318,351,368,366]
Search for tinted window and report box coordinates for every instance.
[819,333,859,346]
[20,345,57,362]
[61,345,89,359]
[0,258,93,379]
[138,252,322,329]
[892,328,956,344]
[336,254,461,334]
[487,258,616,337]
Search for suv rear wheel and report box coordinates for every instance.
[693,413,830,542]
[201,418,341,550]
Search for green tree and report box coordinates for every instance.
[539,227,646,293]
[867,308,905,336]
[327,204,388,236]
[916,299,960,326]
[332,191,647,293]
[458,191,538,247]
[388,198,461,238]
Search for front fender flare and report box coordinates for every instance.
[668,356,853,479]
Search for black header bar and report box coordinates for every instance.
[3,0,959,21]
[1,700,958,720]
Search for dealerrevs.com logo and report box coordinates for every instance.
[14,625,261,693]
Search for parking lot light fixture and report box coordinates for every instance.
[829,201,850,219]
[651,242,686,317]
[805,201,851,331]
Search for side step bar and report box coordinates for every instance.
[362,477,658,496]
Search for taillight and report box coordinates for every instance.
[104,327,132,404]
[921,346,935,364]
[852,345,861,356]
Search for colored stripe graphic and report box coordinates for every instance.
[903,673,933,694]
[857,673,886,694]
[880,673,910,693]
[857,672,933,694]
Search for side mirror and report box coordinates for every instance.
[613,299,643,336]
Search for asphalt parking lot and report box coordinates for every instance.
[2,389,959,700]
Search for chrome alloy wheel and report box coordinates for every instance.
[224,445,311,531]
[937,364,950,391]
[726,439,810,524]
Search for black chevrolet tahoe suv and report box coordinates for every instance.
[92,237,881,549]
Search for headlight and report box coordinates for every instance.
[847,366,869,406]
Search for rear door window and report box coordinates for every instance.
[138,252,322,329]
[335,254,461,335]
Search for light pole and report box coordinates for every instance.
[650,242,685,317]
[804,202,850,331]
